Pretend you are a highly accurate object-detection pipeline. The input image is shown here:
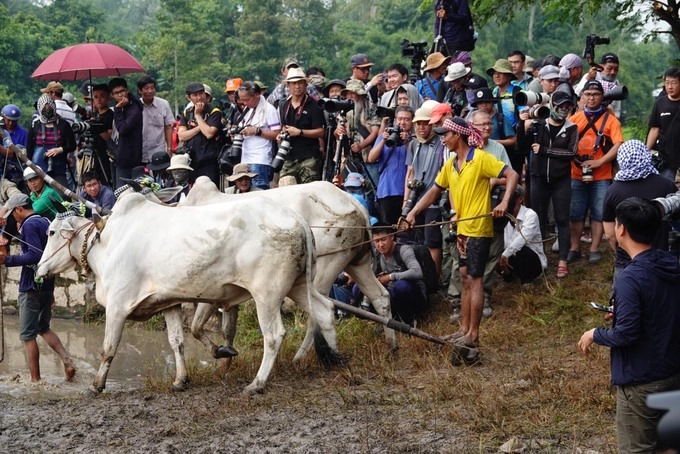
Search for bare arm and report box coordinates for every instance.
[603,221,617,251]
[647,127,660,150]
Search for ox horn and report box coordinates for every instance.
[91,212,108,231]
[120,178,144,192]
[49,195,68,214]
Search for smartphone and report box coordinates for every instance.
[589,302,613,313]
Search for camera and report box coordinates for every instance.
[230,126,245,160]
[375,106,396,121]
[527,104,550,120]
[385,126,402,148]
[71,120,105,135]
[577,155,594,182]
[583,34,610,68]
[401,39,428,84]
[401,180,426,216]
[271,132,292,172]
[513,91,550,107]
[654,191,680,220]
[319,97,354,114]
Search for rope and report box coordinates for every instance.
[315,211,555,257]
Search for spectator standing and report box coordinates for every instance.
[0,193,76,383]
[568,80,623,264]
[405,118,519,350]
[433,0,475,55]
[416,52,451,101]
[41,81,76,125]
[27,94,76,188]
[177,82,223,187]
[487,59,521,173]
[278,68,326,184]
[579,197,680,454]
[379,64,410,108]
[646,66,680,184]
[235,81,281,189]
[137,76,174,162]
[518,91,577,277]
[1,104,28,147]
[575,53,623,118]
[508,50,532,90]
[368,105,414,225]
[109,77,144,188]
[602,140,676,278]
[349,54,382,104]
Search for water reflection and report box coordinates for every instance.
[0,315,208,398]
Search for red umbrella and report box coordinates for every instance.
[32,43,145,81]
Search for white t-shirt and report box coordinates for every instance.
[240,96,281,166]
[55,99,75,125]
[141,96,174,162]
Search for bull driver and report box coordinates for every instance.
[0,193,76,382]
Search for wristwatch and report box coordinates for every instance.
[299,129,304,137]
[256,127,262,136]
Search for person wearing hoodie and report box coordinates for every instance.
[579,197,680,454]
[109,77,144,188]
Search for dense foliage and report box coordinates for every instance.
[0,0,677,128]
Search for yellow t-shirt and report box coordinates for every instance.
[434,147,507,238]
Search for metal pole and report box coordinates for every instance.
[331,299,449,346]
[0,129,110,215]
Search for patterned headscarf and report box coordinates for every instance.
[615,139,658,182]
[36,94,58,124]
[436,118,483,148]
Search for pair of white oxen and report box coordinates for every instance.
[36,177,396,395]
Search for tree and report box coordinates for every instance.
[469,0,680,52]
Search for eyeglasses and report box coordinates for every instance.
[665,80,680,87]
[355,67,370,72]
[112,89,127,96]
[582,92,603,98]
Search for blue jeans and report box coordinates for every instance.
[570,179,611,222]
[248,163,272,190]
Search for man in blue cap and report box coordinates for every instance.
[1,104,28,149]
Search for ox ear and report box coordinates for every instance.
[92,212,108,231]
[156,187,184,203]
[120,178,144,192]
[49,195,68,213]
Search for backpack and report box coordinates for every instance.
[393,243,439,295]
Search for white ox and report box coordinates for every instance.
[181,177,396,359]
[36,193,340,394]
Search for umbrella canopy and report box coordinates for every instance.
[32,43,145,81]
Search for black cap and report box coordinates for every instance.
[582,80,604,93]
[551,90,573,106]
[185,82,205,95]
[600,53,619,65]
[466,75,488,90]
[322,79,346,98]
[470,87,498,107]
[147,152,171,171]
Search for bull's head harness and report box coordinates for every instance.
[51,220,100,276]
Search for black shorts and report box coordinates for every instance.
[457,235,491,278]
[415,207,443,248]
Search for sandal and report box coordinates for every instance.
[556,264,569,278]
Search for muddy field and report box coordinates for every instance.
[0,286,617,454]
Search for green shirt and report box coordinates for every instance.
[30,184,63,220]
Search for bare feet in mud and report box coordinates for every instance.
[64,358,77,382]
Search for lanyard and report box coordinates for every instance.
[284,95,308,128]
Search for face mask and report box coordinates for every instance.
[551,106,570,120]
[172,170,189,186]
[42,106,55,118]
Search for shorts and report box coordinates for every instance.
[280,157,321,184]
[456,235,491,278]
[19,291,54,341]
[570,179,611,222]
[415,207,443,248]
[616,371,680,453]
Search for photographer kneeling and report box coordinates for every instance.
[372,221,428,325]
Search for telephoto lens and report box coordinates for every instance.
[230,127,245,160]
[271,132,292,172]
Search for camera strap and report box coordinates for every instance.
[579,111,610,154]
[424,76,437,100]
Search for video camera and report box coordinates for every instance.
[319,97,354,114]
[401,39,428,84]
[72,120,105,135]
[583,34,610,70]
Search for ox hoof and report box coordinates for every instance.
[85,386,102,397]
[214,345,239,359]
[170,382,188,393]
[242,384,264,396]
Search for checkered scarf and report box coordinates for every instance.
[615,139,658,182]
[440,118,484,148]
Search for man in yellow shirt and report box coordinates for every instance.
[404,117,519,354]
